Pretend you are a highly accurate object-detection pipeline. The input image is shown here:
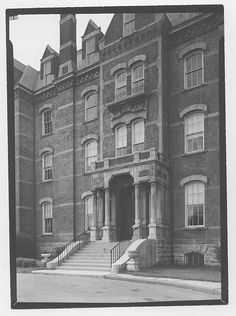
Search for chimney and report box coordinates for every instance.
[58,14,77,76]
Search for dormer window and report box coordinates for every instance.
[123,13,135,36]
[86,37,95,64]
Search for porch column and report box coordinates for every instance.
[102,188,112,241]
[148,181,158,239]
[132,183,142,239]
[90,190,98,241]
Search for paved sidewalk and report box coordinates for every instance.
[32,269,221,295]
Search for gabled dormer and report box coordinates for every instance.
[40,45,59,87]
[79,19,103,69]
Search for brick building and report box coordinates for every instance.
[14,12,224,267]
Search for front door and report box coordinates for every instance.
[117,184,134,241]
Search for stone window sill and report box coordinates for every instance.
[181,226,208,231]
[42,179,54,184]
[83,118,98,125]
[41,132,53,138]
[182,149,208,157]
[181,83,207,93]
[41,233,53,236]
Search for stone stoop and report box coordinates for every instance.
[56,241,118,272]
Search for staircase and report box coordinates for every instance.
[56,241,118,272]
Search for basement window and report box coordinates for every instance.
[185,252,204,266]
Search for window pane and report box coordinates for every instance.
[86,93,97,108]
[185,52,203,88]
[133,65,143,81]
[117,125,127,148]
[86,37,95,55]
[116,72,126,87]
[133,121,144,145]
[44,61,51,75]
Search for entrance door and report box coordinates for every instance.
[118,185,134,241]
[110,174,134,241]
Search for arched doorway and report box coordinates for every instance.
[110,174,135,241]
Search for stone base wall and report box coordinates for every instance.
[156,240,172,265]
[173,242,220,266]
[36,242,67,257]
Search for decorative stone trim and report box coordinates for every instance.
[179,104,207,118]
[111,112,146,129]
[38,104,53,114]
[180,175,208,186]
[81,134,99,144]
[39,197,53,205]
[39,147,53,156]
[179,42,206,59]
[110,63,127,76]
[128,55,146,68]
[81,85,98,97]
[60,14,76,24]
[81,191,93,200]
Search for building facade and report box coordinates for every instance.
[14,12,224,266]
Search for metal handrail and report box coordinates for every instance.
[110,224,142,267]
[57,229,90,266]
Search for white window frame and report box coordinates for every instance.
[85,92,98,122]
[85,195,93,230]
[85,140,97,172]
[115,124,127,157]
[184,50,204,89]
[42,201,53,235]
[115,70,127,101]
[184,112,204,154]
[42,152,53,182]
[42,109,52,136]
[132,119,145,152]
[131,62,144,95]
[123,13,135,36]
[185,181,205,228]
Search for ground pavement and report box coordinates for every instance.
[16,272,221,303]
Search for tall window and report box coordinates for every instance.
[184,51,204,89]
[132,63,144,95]
[85,140,97,171]
[132,120,144,152]
[185,112,204,154]
[85,92,97,121]
[42,109,52,135]
[43,60,52,85]
[85,195,93,229]
[123,13,135,36]
[115,71,127,100]
[185,181,205,227]
[115,125,127,156]
[42,152,53,181]
[86,37,95,64]
[42,202,53,234]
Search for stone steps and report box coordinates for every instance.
[56,241,117,272]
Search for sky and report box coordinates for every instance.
[9,14,113,71]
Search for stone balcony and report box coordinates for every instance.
[92,148,169,172]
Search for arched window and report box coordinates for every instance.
[132,120,145,152]
[185,112,204,154]
[185,181,205,227]
[184,50,204,89]
[85,140,97,171]
[115,124,127,156]
[85,195,93,229]
[42,201,53,234]
[85,92,97,121]
[42,152,53,181]
[132,63,144,95]
[115,71,127,100]
[42,109,52,135]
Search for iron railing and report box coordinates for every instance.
[57,229,90,266]
[110,224,142,267]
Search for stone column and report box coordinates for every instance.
[102,188,112,241]
[148,181,158,239]
[132,183,142,239]
[90,190,98,241]
[97,190,104,239]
